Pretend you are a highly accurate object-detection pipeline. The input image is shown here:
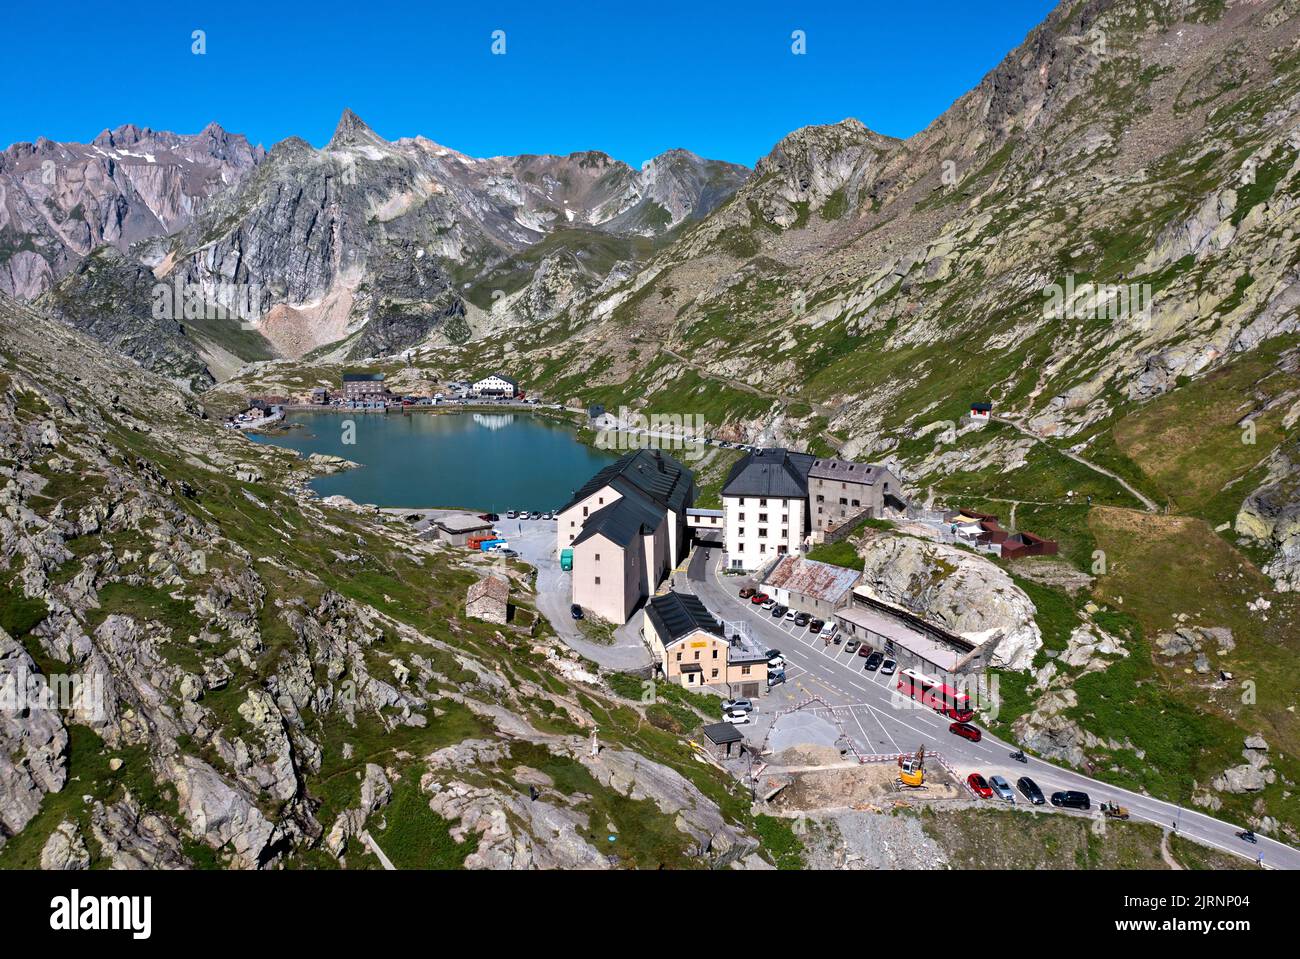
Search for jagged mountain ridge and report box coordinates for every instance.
[3,110,749,373]
[0,122,265,300]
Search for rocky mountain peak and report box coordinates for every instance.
[328,108,385,149]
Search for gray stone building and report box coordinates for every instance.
[807,458,899,534]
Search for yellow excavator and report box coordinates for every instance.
[898,745,926,787]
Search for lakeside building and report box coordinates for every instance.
[342,372,387,402]
[642,591,768,698]
[558,449,695,624]
[807,458,900,535]
[721,448,815,572]
[473,373,518,398]
[431,513,495,547]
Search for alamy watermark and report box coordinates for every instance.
[152,277,265,329]
[0,665,106,721]
[594,406,709,461]
[1043,274,1153,323]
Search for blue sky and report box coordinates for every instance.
[8,0,1057,167]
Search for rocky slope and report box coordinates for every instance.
[0,291,773,869]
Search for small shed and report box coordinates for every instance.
[701,722,745,759]
[465,573,509,625]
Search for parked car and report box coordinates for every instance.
[827,625,841,644]
[880,658,897,675]
[766,656,786,671]
[496,549,518,558]
[506,510,517,519]
[967,773,993,798]
[749,592,768,605]
[771,604,788,618]
[809,619,825,634]
[722,699,753,713]
[845,639,860,654]
[723,709,751,725]
[784,609,797,621]
[1050,790,1091,810]
[570,604,584,620]
[739,587,756,599]
[864,651,884,671]
[857,644,873,658]
[767,671,787,688]
[765,649,782,662]
[949,722,982,743]
[1016,777,1046,805]
[793,612,810,627]
[989,775,1016,802]
[761,599,777,611]
[542,512,553,520]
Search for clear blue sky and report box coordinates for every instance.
[8,0,1058,167]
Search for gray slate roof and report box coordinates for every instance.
[807,457,888,484]
[645,590,724,645]
[721,448,815,498]
[571,493,663,548]
[561,449,694,516]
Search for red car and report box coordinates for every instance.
[749,592,769,605]
[967,773,993,798]
[949,721,982,743]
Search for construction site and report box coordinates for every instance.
[740,697,964,814]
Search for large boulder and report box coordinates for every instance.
[853,532,1043,670]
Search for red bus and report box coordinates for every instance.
[897,668,974,722]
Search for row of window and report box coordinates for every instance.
[734,528,788,539]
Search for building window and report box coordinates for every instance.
[852,499,860,507]
[760,544,767,553]
[676,651,682,661]
[741,665,751,675]
[738,513,745,521]
[760,498,767,506]
[712,649,718,659]
[840,497,847,506]
[694,650,701,660]
[759,513,768,523]
[594,576,601,585]
[583,507,588,517]
[711,669,719,678]
[595,553,600,562]
[758,528,767,538]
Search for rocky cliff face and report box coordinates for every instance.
[0,123,264,299]
[0,291,769,869]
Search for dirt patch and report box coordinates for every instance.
[763,759,961,813]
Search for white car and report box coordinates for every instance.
[784,609,797,621]
[724,709,751,725]
[760,598,776,610]
[766,656,786,671]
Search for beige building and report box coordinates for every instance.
[432,513,495,547]
[558,450,694,624]
[643,592,768,698]
[808,458,900,535]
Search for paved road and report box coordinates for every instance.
[684,546,1296,869]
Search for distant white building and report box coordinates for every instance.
[473,373,518,397]
[722,449,815,572]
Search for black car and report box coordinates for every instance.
[1050,790,1091,810]
[570,604,584,620]
[809,618,824,634]
[765,649,783,662]
[793,612,811,627]
[864,651,884,671]
[1016,777,1046,805]
[771,604,788,618]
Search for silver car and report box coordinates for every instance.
[989,775,1016,803]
